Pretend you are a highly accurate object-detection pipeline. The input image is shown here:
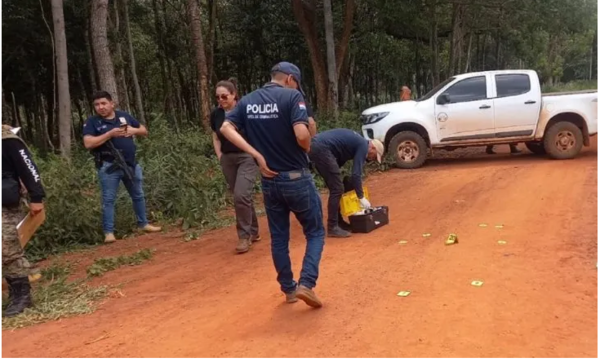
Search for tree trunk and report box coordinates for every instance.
[51,0,72,158]
[85,20,98,93]
[113,0,131,112]
[207,0,217,87]
[464,32,473,73]
[292,0,329,111]
[323,0,338,119]
[90,0,119,105]
[187,0,211,131]
[123,0,146,124]
[429,0,440,85]
[335,0,356,78]
[152,0,169,114]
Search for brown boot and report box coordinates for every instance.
[285,290,298,303]
[295,285,323,308]
[236,238,251,254]
[250,235,262,242]
[139,224,162,233]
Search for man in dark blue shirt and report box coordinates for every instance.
[221,62,325,308]
[83,91,161,243]
[309,129,384,237]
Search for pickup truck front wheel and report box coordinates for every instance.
[543,121,583,160]
[388,131,428,169]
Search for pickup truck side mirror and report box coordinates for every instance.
[437,93,450,105]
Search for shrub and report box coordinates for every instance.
[25,112,364,260]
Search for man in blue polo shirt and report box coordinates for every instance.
[220,62,325,308]
[83,91,161,243]
[309,129,384,238]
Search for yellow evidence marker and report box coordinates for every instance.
[397,291,411,297]
[445,233,458,245]
[471,280,484,287]
[398,240,408,244]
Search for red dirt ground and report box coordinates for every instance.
[2,140,598,358]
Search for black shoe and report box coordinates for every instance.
[510,146,521,154]
[486,146,495,155]
[328,226,351,238]
[339,220,352,232]
[4,276,33,317]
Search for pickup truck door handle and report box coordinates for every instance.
[524,100,536,104]
[479,105,491,109]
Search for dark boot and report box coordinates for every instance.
[510,144,521,154]
[328,226,351,238]
[486,145,495,154]
[4,276,33,317]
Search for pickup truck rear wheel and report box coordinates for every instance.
[543,121,583,159]
[525,142,546,155]
[389,131,428,169]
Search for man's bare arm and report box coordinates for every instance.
[220,122,261,158]
[293,123,311,152]
[220,121,277,177]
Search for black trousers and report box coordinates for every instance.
[309,143,352,230]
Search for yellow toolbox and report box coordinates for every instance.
[340,187,370,217]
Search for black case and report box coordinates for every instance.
[348,206,389,233]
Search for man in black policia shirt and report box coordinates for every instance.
[2,124,46,316]
[309,128,384,238]
[220,62,326,308]
[83,91,161,243]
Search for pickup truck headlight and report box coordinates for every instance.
[360,112,389,125]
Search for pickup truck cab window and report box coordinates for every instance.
[440,76,487,104]
[495,74,531,98]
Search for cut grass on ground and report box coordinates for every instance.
[3,249,155,330]
[86,248,155,278]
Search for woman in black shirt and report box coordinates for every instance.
[210,78,260,254]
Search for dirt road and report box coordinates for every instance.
[3,141,597,358]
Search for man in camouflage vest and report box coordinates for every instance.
[2,124,46,317]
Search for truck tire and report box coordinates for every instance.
[543,121,583,160]
[525,142,546,155]
[388,131,428,169]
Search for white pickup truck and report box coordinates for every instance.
[360,69,598,168]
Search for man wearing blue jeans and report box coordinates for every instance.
[83,91,161,243]
[221,62,326,308]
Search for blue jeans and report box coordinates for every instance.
[98,162,149,233]
[261,169,325,294]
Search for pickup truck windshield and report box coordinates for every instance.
[417,77,456,101]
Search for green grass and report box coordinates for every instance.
[86,248,155,278]
[40,260,74,281]
[542,80,597,93]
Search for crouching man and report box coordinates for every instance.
[83,91,161,243]
[2,125,45,316]
[308,129,384,238]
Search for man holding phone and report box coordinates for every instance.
[83,91,161,243]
